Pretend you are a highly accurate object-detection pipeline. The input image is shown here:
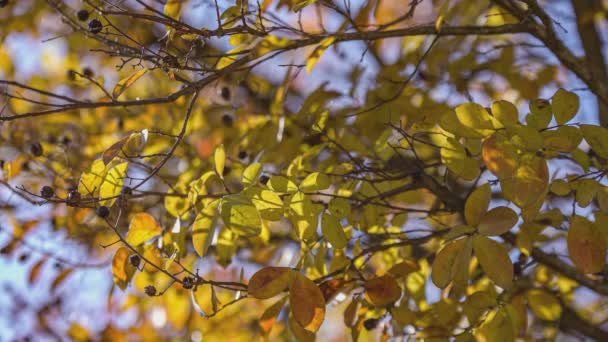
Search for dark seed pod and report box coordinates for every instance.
[238,151,247,159]
[221,114,233,127]
[363,318,379,330]
[129,255,141,268]
[144,285,157,296]
[30,142,43,156]
[122,186,132,195]
[182,276,194,289]
[82,67,94,78]
[67,190,81,204]
[77,9,89,21]
[260,175,270,185]
[40,186,55,199]
[88,19,102,34]
[0,0,8,8]
[18,253,29,262]
[67,69,77,81]
[220,87,231,101]
[96,206,110,218]
[223,166,232,177]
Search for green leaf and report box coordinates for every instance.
[300,172,330,191]
[99,162,128,207]
[321,213,348,249]
[527,99,552,129]
[126,212,162,246]
[112,69,147,99]
[472,235,513,289]
[268,176,298,193]
[220,194,262,236]
[431,238,467,289]
[328,197,351,218]
[580,124,608,158]
[552,88,579,125]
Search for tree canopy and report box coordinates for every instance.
[1,0,608,340]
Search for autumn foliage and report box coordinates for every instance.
[1,0,608,341]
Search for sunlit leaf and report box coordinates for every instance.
[220,194,262,236]
[112,247,137,290]
[126,213,162,246]
[527,289,562,321]
[112,69,147,99]
[215,144,226,179]
[300,172,330,191]
[99,162,128,207]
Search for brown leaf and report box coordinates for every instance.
[364,274,401,307]
[289,272,326,332]
[248,266,292,299]
[567,216,607,273]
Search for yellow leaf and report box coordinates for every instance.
[321,213,347,249]
[455,103,496,136]
[289,272,326,332]
[567,215,606,273]
[99,162,128,207]
[306,37,335,74]
[112,247,137,290]
[526,289,562,321]
[78,159,107,197]
[248,267,292,299]
[463,291,496,324]
[192,201,218,257]
[501,153,549,208]
[164,0,183,20]
[126,213,162,246]
[242,162,262,186]
[67,323,91,342]
[465,183,491,226]
[552,88,579,125]
[300,172,330,191]
[215,144,225,179]
[246,187,284,221]
[472,236,513,289]
[363,274,402,307]
[542,126,582,153]
[112,69,147,99]
[477,206,518,236]
[328,197,351,218]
